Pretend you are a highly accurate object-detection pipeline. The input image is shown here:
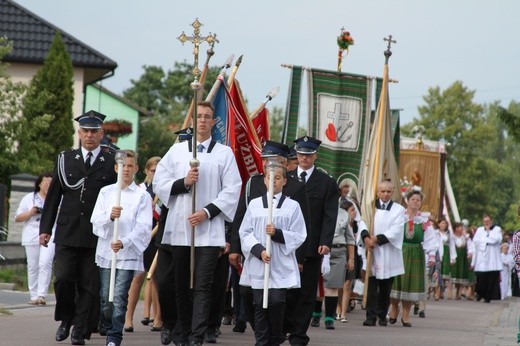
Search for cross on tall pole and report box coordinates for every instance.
[177,18,216,79]
[383,34,396,63]
[177,18,215,289]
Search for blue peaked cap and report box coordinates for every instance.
[74,110,106,129]
[261,140,289,158]
[294,136,322,154]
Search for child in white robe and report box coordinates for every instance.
[239,166,306,346]
[500,243,514,299]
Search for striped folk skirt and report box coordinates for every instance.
[451,246,469,284]
[390,243,426,302]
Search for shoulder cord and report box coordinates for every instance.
[57,153,85,190]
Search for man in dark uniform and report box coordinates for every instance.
[40,110,117,345]
[286,136,338,346]
[229,140,311,332]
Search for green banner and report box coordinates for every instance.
[282,66,303,143]
[306,68,376,184]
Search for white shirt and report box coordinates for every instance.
[91,182,153,271]
[16,192,45,246]
[239,195,306,289]
[471,225,502,272]
[371,202,406,279]
[153,138,242,247]
[81,146,101,164]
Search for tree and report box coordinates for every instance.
[401,81,517,226]
[19,31,74,170]
[0,38,53,183]
[123,62,220,179]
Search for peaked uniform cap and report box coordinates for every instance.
[74,110,107,129]
[261,140,289,158]
[293,136,322,154]
[174,127,194,142]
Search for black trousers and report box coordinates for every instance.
[365,276,394,322]
[253,288,286,346]
[286,256,321,346]
[206,253,230,334]
[155,246,177,328]
[172,246,220,343]
[240,285,256,330]
[475,271,501,301]
[53,244,99,335]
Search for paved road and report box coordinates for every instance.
[1,289,519,345]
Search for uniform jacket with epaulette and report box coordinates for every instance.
[40,148,117,248]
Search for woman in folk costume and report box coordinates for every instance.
[389,190,438,327]
[450,222,471,299]
[239,166,306,346]
[436,217,456,299]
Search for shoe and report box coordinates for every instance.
[335,313,341,320]
[413,305,419,315]
[161,327,174,345]
[141,317,151,325]
[124,326,134,332]
[401,318,412,327]
[388,318,397,325]
[310,316,320,327]
[99,328,107,336]
[205,332,217,343]
[37,296,46,305]
[221,315,233,325]
[475,294,482,302]
[71,329,85,345]
[419,310,425,318]
[28,299,39,305]
[151,325,162,331]
[106,343,117,346]
[324,319,335,330]
[341,317,348,323]
[232,320,246,333]
[484,299,491,303]
[363,319,376,326]
[190,341,203,346]
[378,318,388,326]
[55,321,72,342]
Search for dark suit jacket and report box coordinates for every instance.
[40,148,117,248]
[230,173,311,264]
[288,168,338,259]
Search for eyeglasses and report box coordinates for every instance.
[197,115,213,120]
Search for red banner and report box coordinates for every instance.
[252,107,269,145]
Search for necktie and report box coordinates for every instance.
[85,152,92,170]
[197,144,204,153]
[299,171,307,183]
[381,203,386,210]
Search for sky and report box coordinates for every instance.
[13,0,520,127]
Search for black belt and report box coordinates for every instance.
[331,244,346,248]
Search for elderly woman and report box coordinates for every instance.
[389,190,438,327]
[15,172,54,305]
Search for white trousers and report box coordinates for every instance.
[24,243,55,300]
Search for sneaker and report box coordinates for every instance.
[106,342,117,346]
[341,317,348,323]
[310,316,320,327]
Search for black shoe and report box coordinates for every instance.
[232,320,246,333]
[205,332,217,343]
[324,320,335,330]
[413,305,419,315]
[99,327,107,336]
[124,326,134,332]
[221,315,233,325]
[475,294,482,302]
[310,316,320,327]
[378,318,388,326]
[141,317,151,326]
[190,341,203,346]
[55,321,72,342]
[71,329,85,345]
[401,318,412,327]
[160,327,174,345]
[388,318,397,325]
[419,310,425,318]
[363,319,376,326]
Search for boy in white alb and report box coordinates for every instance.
[239,166,306,346]
[91,150,152,346]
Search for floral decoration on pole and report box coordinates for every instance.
[337,27,354,73]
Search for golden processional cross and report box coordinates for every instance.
[177,18,215,289]
[177,18,216,79]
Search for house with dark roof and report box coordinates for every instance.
[0,0,132,147]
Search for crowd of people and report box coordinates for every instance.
[15,105,520,346]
